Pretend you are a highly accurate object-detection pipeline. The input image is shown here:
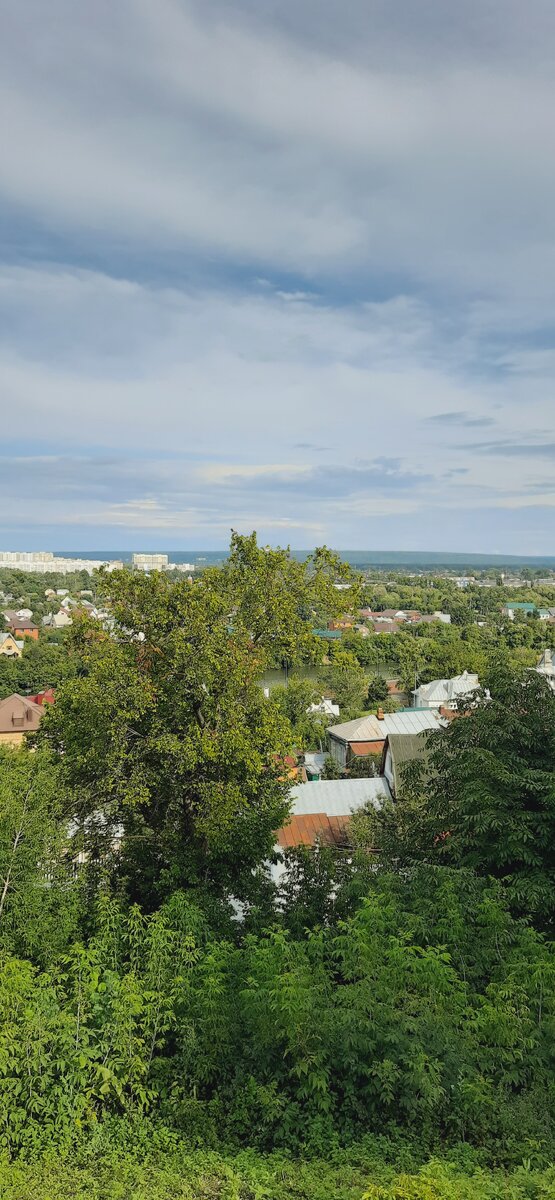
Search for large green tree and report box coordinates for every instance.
[380,667,555,928]
[39,535,357,909]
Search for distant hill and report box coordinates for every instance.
[55,548,555,571]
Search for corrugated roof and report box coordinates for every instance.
[288,776,391,817]
[350,740,385,756]
[276,777,391,848]
[303,751,326,775]
[328,708,442,744]
[414,671,479,708]
[276,814,349,848]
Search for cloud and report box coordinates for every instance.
[2,0,555,303]
[462,441,555,458]
[293,442,330,452]
[2,3,555,550]
[427,411,496,428]
[0,261,554,549]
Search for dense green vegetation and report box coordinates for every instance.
[3,1140,555,1199]
[0,566,97,622]
[0,538,555,1195]
[0,629,80,695]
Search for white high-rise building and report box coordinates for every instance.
[132,553,170,571]
[0,552,123,575]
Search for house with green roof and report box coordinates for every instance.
[503,601,538,619]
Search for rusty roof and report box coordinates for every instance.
[276,812,352,849]
[349,740,385,756]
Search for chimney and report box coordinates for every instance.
[377,706,385,720]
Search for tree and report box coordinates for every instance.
[0,747,76,961]
[380,667,555,929]
[392,632,427,693]
[39,535,357,910]
[208,532,360,662]
[347,752,381,778]
[271,675,327,749]
[366,674,388,708]
[321,754,343,780]
[318,649,368,718]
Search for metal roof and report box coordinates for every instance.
[328,708,442,743]
[414,671,479,707]
[288,776,391,818]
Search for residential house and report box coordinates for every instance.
[0,632,23,658]
[0,693,44,745]
[375,608,409,620]
[503,602,537,620]
[312,627,342,641]
[42,610,73,629]
[29,687,56,706]
[274,776,391,862]
[307,698,340,718]
[15,608,33,621]
[413,611,451,626]
[363,609,452,626]
[413,670,479,710]
[327,617,354,631]
[3,613,39,640]
[369,619,401,635]
[327,708,443,770]
[381,731,433,799]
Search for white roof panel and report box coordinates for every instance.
[328,708,442,742]
[289,776,391,817]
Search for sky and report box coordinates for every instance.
[1,0,555,553]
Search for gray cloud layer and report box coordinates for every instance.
[1,2,555,549]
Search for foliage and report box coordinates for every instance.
[2,549,555,1177]
[318,649,369,718]
[0,632,79,698]
[271,674,329,749]
[366,674,389,707]
[2,1140,555,1200]
[348,752,382,778]
[376,667,555,929]
[38,535,356,909]
[0,747,78,963]
[1,871,555,1156]
[321,753,344,779]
